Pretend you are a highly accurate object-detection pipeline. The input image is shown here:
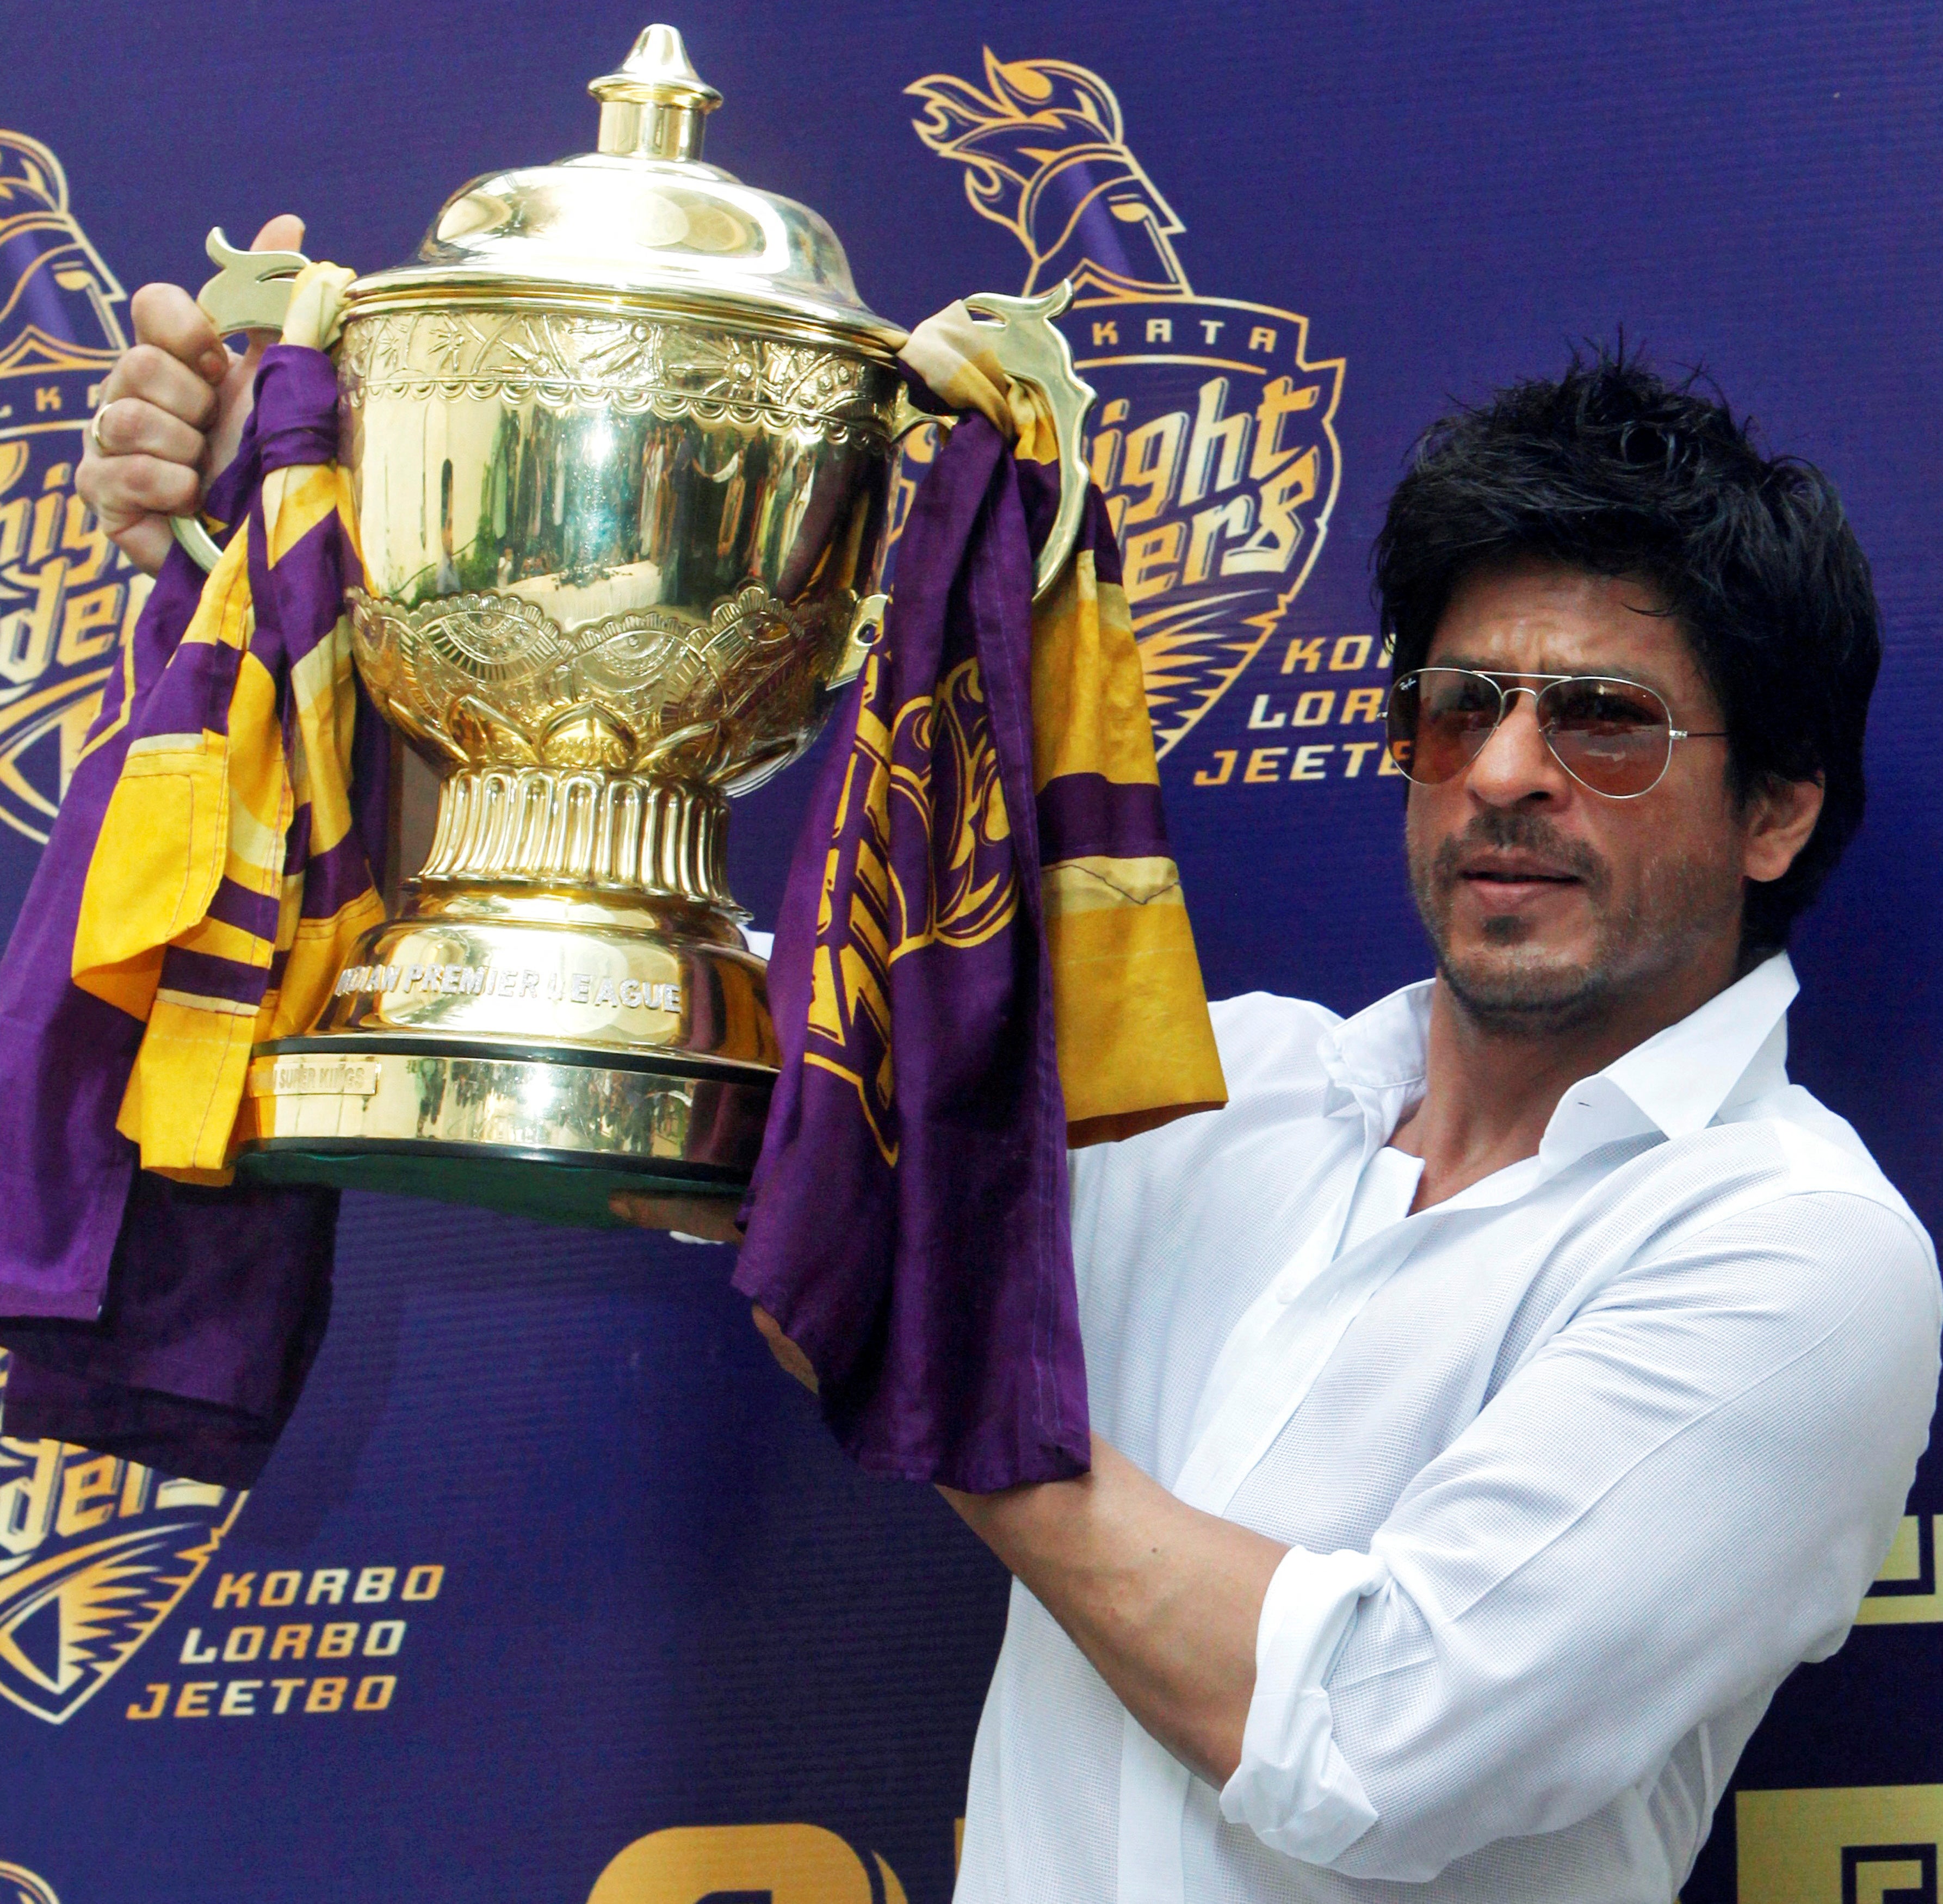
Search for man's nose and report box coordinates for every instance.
[1465,691,1570,805]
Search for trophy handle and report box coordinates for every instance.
[831,285,1094,690]
[883,281,1098,608]
[962,282,1098,604]
[828,591,889,691]
[170,227,312,572]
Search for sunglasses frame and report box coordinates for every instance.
[1384,666,1729,800]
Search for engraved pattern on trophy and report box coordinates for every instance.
[347,564,862,906]
[340,309,890,439]
[340,294,900,914]
[348,580,852,789]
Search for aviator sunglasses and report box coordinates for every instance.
[1383,667,1729,800]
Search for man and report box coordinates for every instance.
[83,242,1940,1902]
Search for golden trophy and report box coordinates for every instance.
[185,24,1094,1225]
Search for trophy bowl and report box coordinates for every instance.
[221,23,1091,1225]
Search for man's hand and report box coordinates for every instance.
[607,1189,744,1242]
[941,1436,1286,1789]
[76,214,306,574]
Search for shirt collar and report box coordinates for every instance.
[1570,949,1796,1149]
[1317,981,1433,1134]
[1319,951,1799,1177]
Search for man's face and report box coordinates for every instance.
[1405,558,1756,1033]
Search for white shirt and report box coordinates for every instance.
[955,954,1940,1904]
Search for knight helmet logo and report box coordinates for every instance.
[0,1349,247,1725]
[909,54,1342,758]
[0,1862,61,1904]
[0,131,152,844]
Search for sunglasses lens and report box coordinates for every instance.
[1385,669,1501,783]
[1539,678,1674,796]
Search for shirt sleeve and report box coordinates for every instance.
[1218,1188,1940,1883]
[1221,1544,1388,1859]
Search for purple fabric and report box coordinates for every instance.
[301,824,381,919]
[156,942,263,1005]
[1036,775,1171,862]
[1,1171,337,1490]
[732,413,1091,1493]
[206,875,283,939]
[0,345,380,1486]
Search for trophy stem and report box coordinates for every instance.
[416,766,736,913]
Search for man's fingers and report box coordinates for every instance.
[123,218,306,401]
[76,434,197,578]
[74,224,312,575]
[128,281,227,388]
[77,450,201,519]
[103,344,219,429]
[251,213,305,254]
[605,1190,744,1241]
[88,396,205,467]
[98,516,177,574]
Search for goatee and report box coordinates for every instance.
[1410,808,1620,1035]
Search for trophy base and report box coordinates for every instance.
[236,1035,769,1229]
[232,885,780,1227]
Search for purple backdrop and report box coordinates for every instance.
[0,3,1937,1899]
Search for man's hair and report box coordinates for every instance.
[1372,347,1882,953]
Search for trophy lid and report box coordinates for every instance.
[345,24,906,356]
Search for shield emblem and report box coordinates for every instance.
[0,1863,61,1904]
[0,1350,246,1725]
[1059,293,1340,757]
[0,129,152,846]
[908,54,1343,756]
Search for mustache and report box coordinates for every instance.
[1427,808,1609,891]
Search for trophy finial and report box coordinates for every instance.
[591,24,722,163]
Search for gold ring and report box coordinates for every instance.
[88,404,110,454]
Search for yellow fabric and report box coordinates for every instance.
[898,302,1062,466]
[71,524,256,1006]
[1029,552,1226,1146]
[280,260,356,354]
[1030,551,1162,789]
[119,993,265,1172]
[1042,855,1185,912]
[1047,898,1221,1145]
[263,464,342,566]
[268,902,377,1047]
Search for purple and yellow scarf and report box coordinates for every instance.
[0,266,387,1485]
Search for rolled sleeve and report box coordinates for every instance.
[1219,1543,1388,1861]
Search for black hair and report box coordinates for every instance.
[1372,345,1881,954]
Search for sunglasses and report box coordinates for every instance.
[1384,667,1728,800]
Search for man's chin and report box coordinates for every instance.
[1436,945,1613,1034]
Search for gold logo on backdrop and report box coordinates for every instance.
[908,53,1343,759]
[588,1824,908,1904]
[0,131,152,844]
[0,1862,61,1904]
[1855,1516,1943,1626]
[1740,1785,1943,1903]
[0,1350,246,1724]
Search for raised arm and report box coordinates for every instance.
[942,1434,1286,1785]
